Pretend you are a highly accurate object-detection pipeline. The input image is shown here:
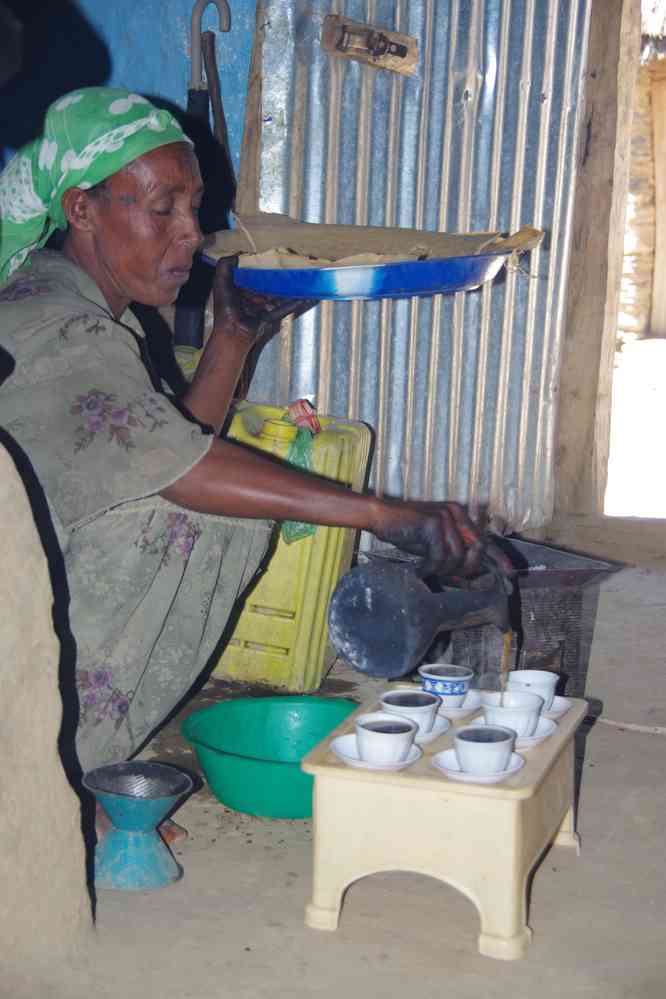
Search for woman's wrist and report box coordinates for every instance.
[209,321,256,351]
[364,494,400,538]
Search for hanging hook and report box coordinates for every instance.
[190,0,231,90]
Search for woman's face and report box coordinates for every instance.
[67,142,205,311]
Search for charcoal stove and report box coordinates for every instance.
[447,537,623,697]
[362,537,622,697]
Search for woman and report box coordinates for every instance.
[0,88,496,776]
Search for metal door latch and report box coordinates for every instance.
[321,15,418,77]
[336,24,407,61]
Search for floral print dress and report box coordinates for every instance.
[0,251,272,771]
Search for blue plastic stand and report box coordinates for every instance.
[83,762,193,892]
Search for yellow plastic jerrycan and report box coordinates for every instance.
[215,402,372,691]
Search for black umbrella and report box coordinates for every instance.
[187,0,230,131]
[174,0,231,351]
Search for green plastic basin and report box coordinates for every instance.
[181,696,356,819]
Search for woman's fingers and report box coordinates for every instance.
[439,502,482,576]
[444,502,482,547]
[212,258,319,338]
[212,257,242,321]
[213,256,237,294]
[481,541,517,581]
[284,298,319,322]
[414,507,464,578]
[248,295,318,324]
[238,289,276,319]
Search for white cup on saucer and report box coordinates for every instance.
[454,725,516,776]
[480,690,544,737]
[506,669,558,711]
[380,690,440,736]
[355,712,418,765]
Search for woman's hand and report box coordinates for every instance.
[183,259,316,433]
[212,257,316,347]
[370,499,514,580]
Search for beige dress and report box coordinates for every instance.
[0,251,272,771]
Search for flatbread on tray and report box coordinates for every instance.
[204,213,544,270]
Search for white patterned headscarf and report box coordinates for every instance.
[0,87,191,284]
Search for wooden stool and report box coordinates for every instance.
[302,697,585,960]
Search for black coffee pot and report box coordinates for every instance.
[328,554,513,679]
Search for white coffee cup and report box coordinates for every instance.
[480,690,544,737]
[355,712,418,764]
[506,669,558,711]
[454,725,516,775]
[380,690,440,735]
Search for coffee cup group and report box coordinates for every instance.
[480,689,544,737]
[506,669,558,711]
[355,712,418,764]
[454,725,516,775]
[380,690,440,735]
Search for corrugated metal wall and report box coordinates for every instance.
[247,0,591,531]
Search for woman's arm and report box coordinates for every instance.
[160,438,486,577]
[181,259,314,434]
[181,326,251,434]
[169,260,507,578]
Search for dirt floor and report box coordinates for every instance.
[28,567,666,999]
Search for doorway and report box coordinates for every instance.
[605,5,666,517]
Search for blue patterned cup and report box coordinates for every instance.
[417,664,474,708]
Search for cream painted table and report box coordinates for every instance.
[301,696,586,960]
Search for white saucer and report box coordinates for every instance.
[543,696,572,720]
[516,716,558,747]
[437,689,482,721]
[414,714,450,745]
[329,734,422,771]
[467,715,557,749]
[431,749,525,785]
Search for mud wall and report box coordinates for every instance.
[0,444,92,997]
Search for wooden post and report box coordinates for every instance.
[649,61,666,336]
[235,2,264,215]
[554,0,640,518]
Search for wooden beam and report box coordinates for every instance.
[236,3,264,215]
[554,0,641,518]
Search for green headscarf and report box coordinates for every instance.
[0,87,191,284]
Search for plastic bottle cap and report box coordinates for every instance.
[259,419,299,442]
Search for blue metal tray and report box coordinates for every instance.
[203,251,509,301]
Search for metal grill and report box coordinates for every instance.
[83,762,192,799]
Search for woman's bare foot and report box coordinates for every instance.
[158,819,188,847]
[95,803,187,846]
[95,802,112,840]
